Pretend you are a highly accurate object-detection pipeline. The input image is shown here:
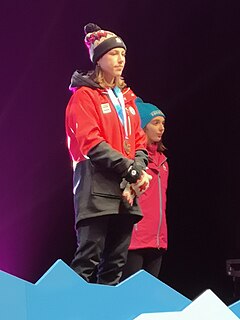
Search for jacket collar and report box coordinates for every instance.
[148,144,167,168]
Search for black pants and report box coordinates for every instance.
[71,214,135,285]
[122,248,163,280]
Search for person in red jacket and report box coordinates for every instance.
[65,23,152,285]
[122,97,169,280]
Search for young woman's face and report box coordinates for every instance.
[98,48,126,83]
[145,116,165,144]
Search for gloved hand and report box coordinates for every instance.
[124,163,142,184]
[131,170,152,197]
[121,170,152,206]
[122,182,136,206]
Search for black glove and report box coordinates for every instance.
[124,162,142,184]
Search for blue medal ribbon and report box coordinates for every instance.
[107,86,128,139]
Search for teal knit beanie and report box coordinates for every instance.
[135,97,165,129]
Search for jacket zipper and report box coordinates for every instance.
[156,157,167,248]
[156,172,162,248]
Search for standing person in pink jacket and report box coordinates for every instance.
[122,97,169,279]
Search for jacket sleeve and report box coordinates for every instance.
[88,141,134,176]
[135,149,148,170]
[66,88,106,158]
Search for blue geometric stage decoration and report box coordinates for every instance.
[230,300,240,318]
[134,289,239,319]
[0,259,239,320]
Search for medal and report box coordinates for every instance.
[124,140,131,155]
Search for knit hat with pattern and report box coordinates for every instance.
[84,23,126,65]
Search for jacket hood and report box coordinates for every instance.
[69,70,100,91]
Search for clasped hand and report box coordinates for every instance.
[121,170,152,206]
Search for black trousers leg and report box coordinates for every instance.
[71,214,135,285]
[121,250,144,281]
[143,249,163,278]
[70,216,108,282]
[122,248,163,280]
[97,215,135,285]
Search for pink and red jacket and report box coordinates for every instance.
[129,143,169,250]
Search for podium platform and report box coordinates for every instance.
[0,259,239,320]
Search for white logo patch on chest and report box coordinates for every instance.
[129,106,136,115]
[101,103,111,114]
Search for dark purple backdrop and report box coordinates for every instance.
[1,0,240,303]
